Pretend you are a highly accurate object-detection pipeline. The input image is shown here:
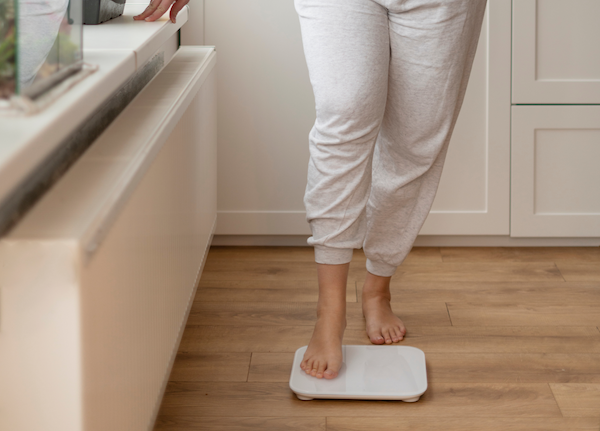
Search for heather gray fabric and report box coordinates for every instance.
[296,0,487,276]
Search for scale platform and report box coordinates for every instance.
[289,345,427,401]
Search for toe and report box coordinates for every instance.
[304,358,313,374]
[324,369,338,379]
[383,328,392,344]
[392,327,403,342]
[400,325,407,337]
[316,361,326,379]
[370,334,385,345]
[310,362,319,377]
[324,358,342,380]
[368,329,385,344]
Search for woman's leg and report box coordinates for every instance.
[300,263,348,379]
[295,0,389,378]
[361,0,487,342]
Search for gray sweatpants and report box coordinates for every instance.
[296,0,487,276]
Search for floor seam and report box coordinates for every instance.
[445,302,453,326]
[246,352,252,382]
[547,382,564,417]
[554,262,568,282]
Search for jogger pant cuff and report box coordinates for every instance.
[314,245,353,266]
[314,245,398,277]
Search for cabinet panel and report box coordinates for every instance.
[208,0,510,236]
[513,0,600,104]
[421,0,511,235]
[511,106,600,237]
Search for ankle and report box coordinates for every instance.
[362,275,391,301]
[316,302,346,320]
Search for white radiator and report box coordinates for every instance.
[0,46,217,431]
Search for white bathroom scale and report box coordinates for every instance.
[289,345,427,401]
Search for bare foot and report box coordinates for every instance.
[362,271,406,345]
[300,313,346,379]
[300,263,348,379]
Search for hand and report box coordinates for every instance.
[133,0,189,23]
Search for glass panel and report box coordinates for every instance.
[0,0,17,98]
[17,0,82,98]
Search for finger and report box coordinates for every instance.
[169,0,188,23]
[145,0,174,22]
[133,0,161,20]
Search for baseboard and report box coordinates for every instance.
[211,234,600,247]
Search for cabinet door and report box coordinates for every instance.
[206,0,314,235]
[207,0,510,236]
[420,0,511,235]
[513,0,600,104]
[511,106,600,237]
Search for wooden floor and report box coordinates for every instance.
[154,246,600,431]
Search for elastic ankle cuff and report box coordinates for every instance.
[366,259,397,277]
[314,246,353,265]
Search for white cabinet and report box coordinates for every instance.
[512,0,600,104]
[205,0,314,235]
[420,0,511,235]
[204,0,512,236]
[197,0,599,241]
[0,47,217,431]
[511,106,600,237]
[511,0,600,238]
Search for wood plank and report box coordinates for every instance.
[158,382,561,418]
[205,246,442,265]
[326,417,600,431]
[185,302,450,328]
[555,263,600,282]
[248,353,295,383]
[168,353,251,382]
[404,247,443,264]
[206,246,315,263]
[197,280,322,290]
[200,261,318,281]
[440,247,600,263]
[194,283,357,303]
[201,257,443,284]
[353,263,564,282]
[550,384,600,418]
[246,352,600,384]
[154,416,326,431]
[178,326,600,354]
[179,325,315,353]
[351,247,443,265]
[358,281,600,305]
[426,353,600,383]
[447,303,600,327]
[405,326,600,337]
